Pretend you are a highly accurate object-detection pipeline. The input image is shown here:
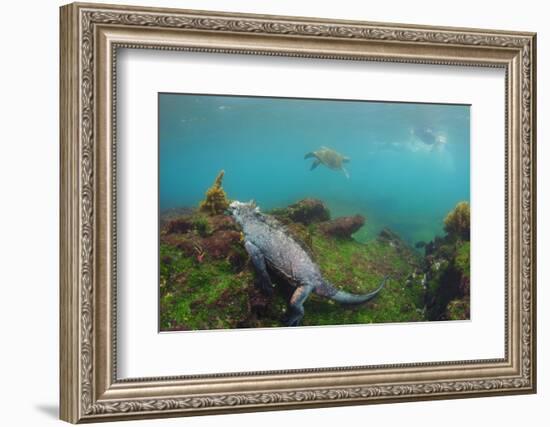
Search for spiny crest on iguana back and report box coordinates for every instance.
[250,203,317,258]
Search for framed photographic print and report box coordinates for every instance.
[60,2,537,423]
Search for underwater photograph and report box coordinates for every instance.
[158,93,471,331]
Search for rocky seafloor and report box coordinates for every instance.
[159,198,470,331]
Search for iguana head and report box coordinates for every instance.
[227,200,259,226]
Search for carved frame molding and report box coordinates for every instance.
[60,2,536,423]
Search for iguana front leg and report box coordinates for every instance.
[244,241,273,296]
[286,285,313,327]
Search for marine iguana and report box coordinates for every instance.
[228,200,387,326]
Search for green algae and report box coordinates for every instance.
[191,215,212,237]
[160,217,425,330]
[446,299,470,321]
[444,201,470,241]
[424,221,470,321]
[301,230,425,326]
[159,197,471,330]
[455,241,470,279]
[160,244,253,330]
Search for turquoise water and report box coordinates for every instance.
[159,93,470,245]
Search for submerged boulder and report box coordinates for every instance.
[160,197,429,330]
[423,203,471,321]
[160,212,245,266]
[273,198,330,225]
[319,215,365,239]
[443,201,470,241]
[201,230,242,259]
[377,227,408,251]
[209,214,240,232]
[165,216,194,234]
[159,207,196,227]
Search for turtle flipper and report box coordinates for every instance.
[310,159,321,171]
[304,152,315,160]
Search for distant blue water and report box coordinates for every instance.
[159,93,470,245]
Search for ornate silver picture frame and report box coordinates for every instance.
[60,2,536,423]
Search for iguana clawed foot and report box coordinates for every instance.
[284,285,313,326]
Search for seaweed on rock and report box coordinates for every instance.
[270,198,330,225]
[199,170,230,216]
[159,198,426,330]
[423,202,471,321]
[443,201,470,241]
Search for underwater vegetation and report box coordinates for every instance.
[159,172,470,330]
[421,201,471,320]
[443,201,470,241]
[270,198,330,225]
[159,202,425,330]
[198,170,229,216]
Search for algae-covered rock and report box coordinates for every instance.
[160,199,427,330]
[160,213,247,265]
[455,241,471,298]
[444,201,470,241]
[159,207,196,227]
[301,229,424,326]
[378,227,401,244]
[160,211,253,331]
[165,217,194,234]
[201,230,242,259]
[199,170,230,215]
[191,215,212,237]
[159,244,254,331]
[423,204,471,321]
[272,198,330,225]
[377,227,412,254]
[446,299,470,321]
[319,215,365,239]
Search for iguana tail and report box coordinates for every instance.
[328,275,388,305]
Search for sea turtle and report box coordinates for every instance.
[304,146,350,178]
